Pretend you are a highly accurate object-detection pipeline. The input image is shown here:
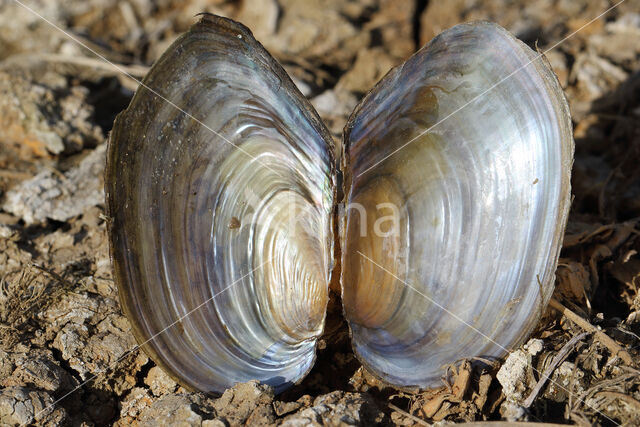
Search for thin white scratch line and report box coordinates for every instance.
[12,0,282,176]
[356,250,620,425]
[30,259,271,424]
[355,0,627,178]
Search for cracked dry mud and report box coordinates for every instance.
[1,0,640,425]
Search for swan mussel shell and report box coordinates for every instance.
[341,22,573,388]
[107,16,573,394]
[106,15,335,393]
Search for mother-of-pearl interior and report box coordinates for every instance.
[107,15,573,394]
[106,15,335,393]
[342,22,573,387]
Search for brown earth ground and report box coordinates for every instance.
[1,0,640,425]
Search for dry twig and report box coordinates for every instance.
[549,298,633,365]
[523,331,589,408]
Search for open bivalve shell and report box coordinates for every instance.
[106,15,573,394]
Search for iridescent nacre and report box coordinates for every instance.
[341,22,573,387]
[106,15,335,393]
[107,16,573,394]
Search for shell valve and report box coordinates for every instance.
[106,15,574,393]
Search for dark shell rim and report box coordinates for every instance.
[339,20,575,391]
[105,13,337,395]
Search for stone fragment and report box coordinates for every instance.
[280,391,386,426]
[213,380,275,426]
[236,0,279,41]
[0,0,82,60]
[524,338,544,356]
[496,350,532,401]
[0,72,103,155]
[38,289,146,395]
[3,144,105,224]
[145,366,179,396]
[0,386,67,426]
[118,387,154,421]
[4,355,74,392]
[590,13,640,68]
[133,393,218,427]
[311,88,358,135]
[337,47,397,93]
